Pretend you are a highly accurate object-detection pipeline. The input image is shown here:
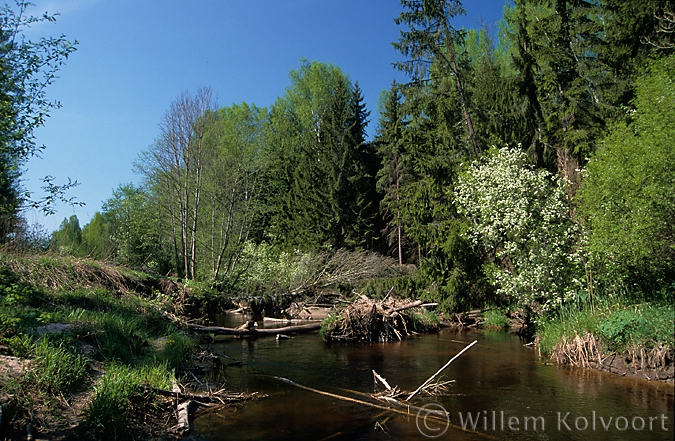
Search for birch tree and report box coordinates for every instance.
[137,88,215,279]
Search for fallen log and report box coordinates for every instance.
[187,322,321,336]
[274,377,498,439]
[140,384,260,404]
[406,339,477,401]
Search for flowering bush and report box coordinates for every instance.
[455,147,579,311]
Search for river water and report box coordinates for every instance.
[191,315,674,440]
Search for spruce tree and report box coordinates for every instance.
[343,82,379,250]
[375,82,410,264]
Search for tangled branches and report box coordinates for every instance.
[322,297,438,342]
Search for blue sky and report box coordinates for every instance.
[21,0,507,232]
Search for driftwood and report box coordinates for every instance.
[187,322,321,336]
[273,377,446,420]
[322,297,439,342]
[406,340,477,401]
[263,317,317,323]
[372,369,392,391]
[176,401,191,434]
[140,384,259,405]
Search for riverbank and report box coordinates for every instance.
[535,302,674,383]
[447,304,674,384]
[0,253,256,440]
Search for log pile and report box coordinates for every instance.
[322,297,438,343]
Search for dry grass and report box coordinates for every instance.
[550,331,604,368]
[550,332,673,374]
[2,254,131,293]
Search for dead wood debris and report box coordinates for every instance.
[275,341,480,436]
[187,322,321,337]
[322,296,438,343]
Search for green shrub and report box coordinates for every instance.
[578,55,675,295]
[599,305,675,351]
[320,312,341,338]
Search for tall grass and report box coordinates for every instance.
[482,309,510,329]
[86,363,172,440]
[537,290,675,357]
[32,337,89,394]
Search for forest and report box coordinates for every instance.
[40,0,674,314]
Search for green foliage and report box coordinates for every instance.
[0,2,78,238]
[375,81,412,263]
[537,306,604,356]
[320,312,341,338]
[86,363,172,440]
[50,215,83,255]
[102,183,170,272]
[360,273,417,300]
[406,308,440,332]
[156,330,196,367]
[81,212,114,261]
[456,147,580,311]
[264,60,376,250]
[598,306,675,351]
[0,262,43,333]
[537,293,675,356]
[235,241,313,290]
[578,54,675,294]
[482,310,510,329]
[32,336,88,394]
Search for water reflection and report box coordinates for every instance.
[192,316,674,440]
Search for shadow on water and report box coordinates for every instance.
[192,315,674,440]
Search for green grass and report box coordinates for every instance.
[537,296,675,356]
[482,309,510,329]
[32,336,89,394]
[407,308,440,332]
[86,362,173,440]
[1,254,200,440]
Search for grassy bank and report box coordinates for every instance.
[536,296,674,379]
[0,253,197,440]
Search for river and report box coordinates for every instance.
[191,315,674,440]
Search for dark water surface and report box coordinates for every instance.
[192,314,674,440]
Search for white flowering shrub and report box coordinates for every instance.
[455,147,579,311]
